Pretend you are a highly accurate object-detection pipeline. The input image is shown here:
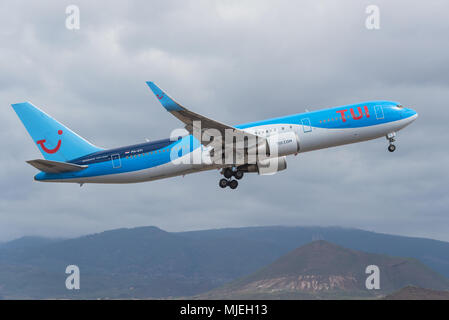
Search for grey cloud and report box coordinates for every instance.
[0,0,448,242]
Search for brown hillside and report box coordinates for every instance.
[198,241,449,299]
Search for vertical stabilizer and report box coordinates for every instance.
[11,102,102,161]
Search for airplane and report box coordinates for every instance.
[11,81,418,189]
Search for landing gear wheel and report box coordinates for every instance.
[234,170,244,180]
[388,144,396,152]
[386,132,397,153]
[219,178,228,188]
[223,168,233,179]
[229,180,238,189]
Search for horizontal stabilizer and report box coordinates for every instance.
[26,159,88,174]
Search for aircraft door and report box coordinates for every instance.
[374,105,384,120]
[301,118,312,133]
[111,154,121,169]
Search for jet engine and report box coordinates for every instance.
[238,156,287,175]
[266,131,300,157]
[257,156,287,175]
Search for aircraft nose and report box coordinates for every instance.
[401,108,418,121]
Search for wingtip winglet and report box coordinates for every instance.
[145,81,183,111]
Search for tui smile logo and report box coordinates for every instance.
[156,94,164,100]
[36,130,63,154]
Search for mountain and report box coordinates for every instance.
[198,241,449,299]
[0,236,61,250]
[0,226,267,299]
[0,226,449,299]
[180,226,449,280]
[384,286,449,300]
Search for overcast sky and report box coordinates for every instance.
[1,0,448,242]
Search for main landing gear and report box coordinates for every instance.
[219,167,244,189]
[386,132,396,152]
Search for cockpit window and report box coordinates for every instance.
[397,104,404,109]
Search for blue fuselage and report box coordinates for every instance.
[35,100,418,183]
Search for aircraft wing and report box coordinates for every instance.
[147,81,268,165]
[27,159,88,174]
[146,81,259,139]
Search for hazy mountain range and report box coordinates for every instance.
[0,226,448,299]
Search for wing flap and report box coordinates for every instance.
[26,159,88,173]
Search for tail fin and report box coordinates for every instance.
[11,102,102,162]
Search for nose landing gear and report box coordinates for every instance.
[219,168,244,189]
[386,132,396,152]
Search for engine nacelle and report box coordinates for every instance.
[257,156,287,175]
[266,131,300,157]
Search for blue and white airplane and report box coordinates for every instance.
[12,82,417,189]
